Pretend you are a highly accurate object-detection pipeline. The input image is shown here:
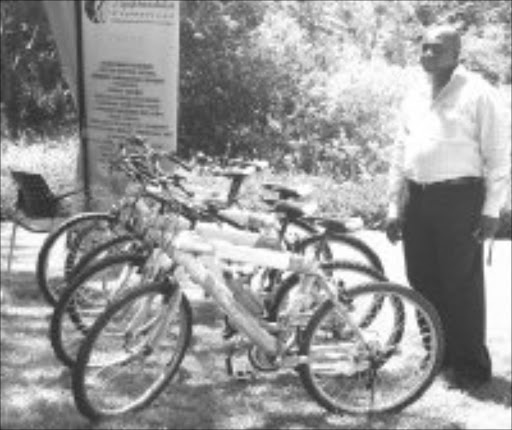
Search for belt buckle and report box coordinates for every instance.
[409,179,429,191]
[416,181,429,191]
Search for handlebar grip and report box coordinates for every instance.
[164,152,192,171]
[127,135,146,148]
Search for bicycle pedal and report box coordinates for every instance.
[225,356,234,376]
[222,318,238,340]
[222,325,238,340]
[233,369,255,382]
[225,353,255,380]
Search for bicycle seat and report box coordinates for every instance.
[263,182,313,200]
[211,166,256,179]
[272,200,318,219]
[305,216,364,233]
[191,190,229,210]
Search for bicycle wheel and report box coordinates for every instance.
[72,280,192,420]
[50,253,148,367]
[66,234,143,282]
[296,232,384,274]
[298,282,444,415]
[36,212,124,306]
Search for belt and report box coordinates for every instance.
[407,176,483,191]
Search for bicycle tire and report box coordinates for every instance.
[50,252,147,367]
[36,212,121,306]
[298,282,444,415]
[246,219,384,297]
[72,280,192,420]
[66,234,142,283]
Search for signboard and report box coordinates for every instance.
[79,0,180,203]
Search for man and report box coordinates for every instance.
[386,25,510,389]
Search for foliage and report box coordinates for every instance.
[179,0,271,158]
[0,0,510,182]
[0,1,76,140]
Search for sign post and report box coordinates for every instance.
[79,0,180,207]
[75,1,90,207]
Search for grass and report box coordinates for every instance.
[0,224,510,429]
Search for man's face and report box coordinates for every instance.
[420,32,458,74]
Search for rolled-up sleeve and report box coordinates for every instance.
[477,87,511,218]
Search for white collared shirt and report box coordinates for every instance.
[388,65,511,218]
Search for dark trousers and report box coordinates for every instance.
[402,180,491,378]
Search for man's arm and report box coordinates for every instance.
[475,85,511,240]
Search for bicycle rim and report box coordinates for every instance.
[36,213,120,306]
[72,281,192,419]
[298,283,444,415]
[51,253,147,367]
[66,235,142,282]
[64,220,126,281]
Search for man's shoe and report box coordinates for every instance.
[443,369,491,391]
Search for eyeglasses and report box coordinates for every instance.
[421,43,444,55]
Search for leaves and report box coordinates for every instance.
[1,0,510,177]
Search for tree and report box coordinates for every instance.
[1,0,509,176]
[1,0,75,140]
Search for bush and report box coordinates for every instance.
[1,141,510,241]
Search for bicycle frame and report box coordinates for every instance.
[127,197,372,362]
[173,233,370,357]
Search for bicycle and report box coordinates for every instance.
[46,136,396,375]
[49,176,392,369]
[70,195,444,419]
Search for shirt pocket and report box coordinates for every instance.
[439,101,476,138]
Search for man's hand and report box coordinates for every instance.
[473,215,500,243]
[385,216,403,244]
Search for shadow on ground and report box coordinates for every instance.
[1,262,511,429]
[461,376,512,408]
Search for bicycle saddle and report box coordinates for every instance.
[272,200,318,219]
[304,216,364,233]
[263,182,313,200]
[211,166,256,179]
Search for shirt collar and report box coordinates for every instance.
[429,63,467,107]
[447,64,468,88]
